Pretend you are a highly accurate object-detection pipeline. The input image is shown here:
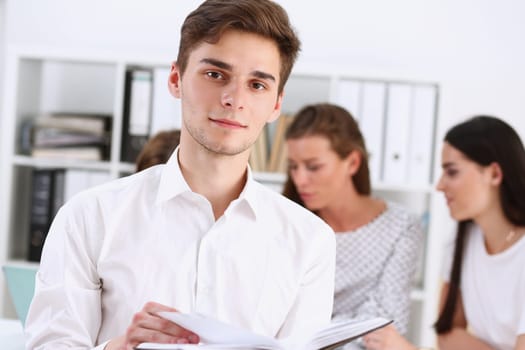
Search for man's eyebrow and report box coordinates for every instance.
[252,70,276,82]
[200,58,232,71]
[442,162,454,169]
[200,58,276,82]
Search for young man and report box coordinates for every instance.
[24,1,336,349]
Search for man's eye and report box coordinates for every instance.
[206,71,224,80]
[252,82,266,90]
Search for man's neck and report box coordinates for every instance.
[178,145,250,220]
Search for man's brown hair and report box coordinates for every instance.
[177,0,301,94]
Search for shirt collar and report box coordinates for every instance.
[230,165,259,220]
[155,147,260,220]
[155,147,192,205]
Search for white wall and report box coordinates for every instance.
[0,0,5,131]
[0,0,5,225]
[5,0,525,135]
[5,0,525,142]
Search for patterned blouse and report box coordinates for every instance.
[332,201,423,338]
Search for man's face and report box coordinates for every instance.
[169,29,283,156]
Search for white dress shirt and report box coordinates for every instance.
[24,150,336,350]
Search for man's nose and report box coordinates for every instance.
[221,82,245,111]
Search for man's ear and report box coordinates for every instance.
[489,162,503,186]
[346,150,362,176]
[168,61,182,98]
[267,92,284,123]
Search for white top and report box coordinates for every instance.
[332,202,422,337]
[442,223,525,350]
[24,150,336,350]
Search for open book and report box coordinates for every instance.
[136,312,392,350]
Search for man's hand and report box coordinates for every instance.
[105,302,200,350]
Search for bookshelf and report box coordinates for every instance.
[0,46,445,348]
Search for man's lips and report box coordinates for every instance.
[210,118,247,129]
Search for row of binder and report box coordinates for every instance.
[335,80,437,187]
[121,67,437,187]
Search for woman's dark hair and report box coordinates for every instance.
[282,103,371,207]
[435,115,525,333]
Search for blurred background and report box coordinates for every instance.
[1,0,524,136]
[0,0,524,347]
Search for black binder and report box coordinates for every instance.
[27,169,64,262]
[120,68,153,163]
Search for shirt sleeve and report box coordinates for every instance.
[24,200,104,349]
[352,214,423,336]
[276,224,336,339]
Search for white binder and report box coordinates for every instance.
[150,67,182,135]
[383,84,412,184]
[336,79,361,120]
[407,85,437,186]
[63,169,90,202]
[359,82,386,184]
[63,170,112,202]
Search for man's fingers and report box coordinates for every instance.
[126,326,191,347]
[131,308,200,343]
[142,301,179,314]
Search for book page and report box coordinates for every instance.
[137,344,267,350]
[136,312,391,350]
[137,312,282,350]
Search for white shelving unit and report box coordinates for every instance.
[0,46,446,348]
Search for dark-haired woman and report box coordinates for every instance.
[434,116,525,350]
[283,103,423,349]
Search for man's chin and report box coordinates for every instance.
[201,142,250,157]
